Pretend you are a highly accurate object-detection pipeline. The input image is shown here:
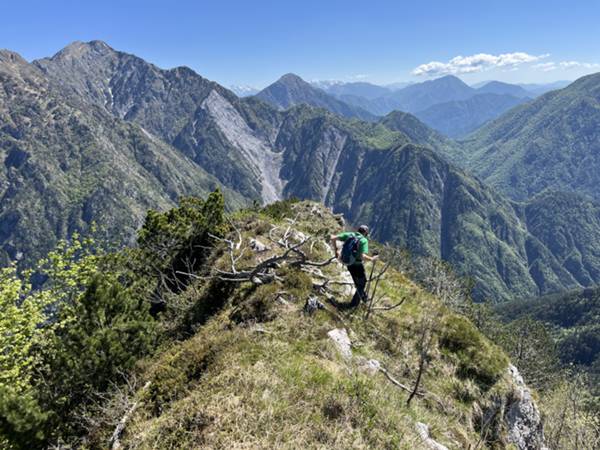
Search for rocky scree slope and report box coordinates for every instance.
[85,201,547,450]
[34,40,284,203]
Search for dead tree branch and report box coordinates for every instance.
[379,366,425,396]
[109,381,151,450]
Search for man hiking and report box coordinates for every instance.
[330,225,378,308]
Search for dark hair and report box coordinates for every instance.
[358,225,369,236]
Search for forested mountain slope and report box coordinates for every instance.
[460,74,600,201]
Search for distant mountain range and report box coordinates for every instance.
[2,40,600,302]
[255,73,550,137]
[413,93,529,138]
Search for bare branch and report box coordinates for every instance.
[372,297,406,311]
[109,381,151,450]
[379,366,425,396]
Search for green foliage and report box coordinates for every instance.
[495,317,560,390]
[0,231,103,446]
[39,274,157,434]
[260,197,300,221]
[0,229,160,447]
[0,266,51,446]
[440,315,509,388]
[138,191,227,258]
[542,372,600,449]
[35,230,102,301]
[138,192,227,284]
[0,267,49,394]
[496,287,600,395]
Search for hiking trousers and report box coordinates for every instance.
[348,263,367,307]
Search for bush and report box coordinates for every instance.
[137,191,228,296]
[36,273,157,440]
[440,315,508,388]
[0,231,100,447]
[260,197,300,221]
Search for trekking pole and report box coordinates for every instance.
[364,251,379,320]
[365,253,378,300]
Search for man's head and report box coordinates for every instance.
[358,225,369,237]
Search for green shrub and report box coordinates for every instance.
[260,197,300,221]
[440,315,508,388]
[137,191,228,295]
[37,274,157,439]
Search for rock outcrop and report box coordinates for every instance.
[505,365,548,450]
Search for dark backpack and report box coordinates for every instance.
[340,234,362,266]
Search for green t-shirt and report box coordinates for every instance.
[338,232,368,264]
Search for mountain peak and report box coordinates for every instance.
[278,73,309,85]
[51,40,115,60]
[256,73,376,120]
[476,80,532,98]
[432,74,470,86]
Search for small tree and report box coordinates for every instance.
[407,311,438,406]
[542,372,600,449]
[495,316,560,390]
[0,266,51,446]
[413,256,473,315]
[137,191,228,301]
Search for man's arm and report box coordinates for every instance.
[362,253,379,262]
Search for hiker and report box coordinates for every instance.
[330,225,378,308]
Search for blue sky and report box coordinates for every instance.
[2,0,600,88]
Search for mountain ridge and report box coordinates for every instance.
[458,71,600,201]
[0,45,245,267]
[5,41,600,303]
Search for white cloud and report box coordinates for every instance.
[533,62,558,72]
[533,60,600,72]
[559,61,600,69]
[412,52,549,76]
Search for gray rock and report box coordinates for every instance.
[415,422,449,450]
[327,328,352,360]
[356,357,381,376]
[303,296,324,315]
[505,365,548,450]
[249,238,269,252]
